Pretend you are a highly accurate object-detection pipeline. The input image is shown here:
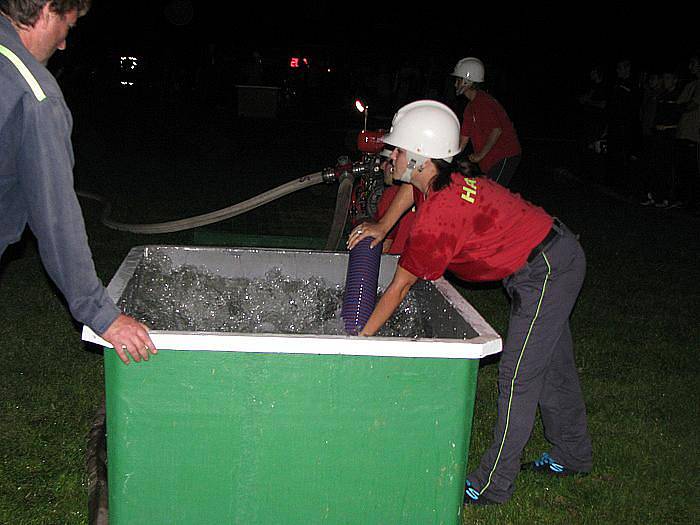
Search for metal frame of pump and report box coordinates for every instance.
[323,130,387,222]
[320,129,388,250]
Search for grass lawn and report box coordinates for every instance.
[0,101,698,524]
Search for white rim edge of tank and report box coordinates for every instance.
[81,329,502,360]
[81,246,502,360]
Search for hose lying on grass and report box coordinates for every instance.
[86,401,108,525]
[77,172,325,234]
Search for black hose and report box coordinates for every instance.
[86,399,108,525]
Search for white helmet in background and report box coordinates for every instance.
[451,57,485,83]
[382,100,461,182]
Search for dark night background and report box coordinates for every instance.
[49,1,698,141]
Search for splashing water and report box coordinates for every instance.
[118,252,466,338]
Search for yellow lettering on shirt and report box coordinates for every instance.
[461,177,478,203]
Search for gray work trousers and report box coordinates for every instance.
[467,221,592,503]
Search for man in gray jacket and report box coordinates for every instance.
[0,0,155,364]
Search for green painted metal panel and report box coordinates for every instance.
[104,348,479,524]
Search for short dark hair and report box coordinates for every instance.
[0,0,90,27]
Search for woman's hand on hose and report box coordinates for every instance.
[347,221,388,250]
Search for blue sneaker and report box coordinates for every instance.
[463,479,499,506]
[521,452,587,477]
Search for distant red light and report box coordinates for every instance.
[290,57,299,68]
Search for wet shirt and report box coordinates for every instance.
[0,16,119,334]
[399,175,552,282]
[460,91,521,173]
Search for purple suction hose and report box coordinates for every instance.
[341,236,383,335]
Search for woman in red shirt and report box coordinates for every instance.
[348,100,592,505]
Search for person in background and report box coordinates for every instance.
[451,57,522,187]
[642,69,683,208]
[675,54,700,214]
[606,57,641,194]
[638,69,661,205]
[0,0,156,364]
[575,63,610,182]
[349,100,592,506]
[578,63,609,151]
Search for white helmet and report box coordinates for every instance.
[451,57,485,83]
[382,100,462,182]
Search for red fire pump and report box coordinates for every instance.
[321,128,390,250]
[320,99,393,250]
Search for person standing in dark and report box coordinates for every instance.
[637,69,661,205]
[578,64,609,151]
[452,57,522,187]
[675,54,700,213]
[646,70,684,208]
[393,57,423,110]
[576,63,610,183]
[0,0,156,364]
[606,58,641,194]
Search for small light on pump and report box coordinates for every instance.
[355,99,368,131]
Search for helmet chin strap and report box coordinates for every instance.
[456,79,473,96]
[396,153,428,183]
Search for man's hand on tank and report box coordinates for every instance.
[102,314,157,365]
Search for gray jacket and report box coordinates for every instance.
[0,16,119,335]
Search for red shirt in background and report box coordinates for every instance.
[461,91,521,173]
[399,175,552,282]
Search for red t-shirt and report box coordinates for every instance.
[461,91,521,173]
[399,175,552,282]
[374,184,416,254]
